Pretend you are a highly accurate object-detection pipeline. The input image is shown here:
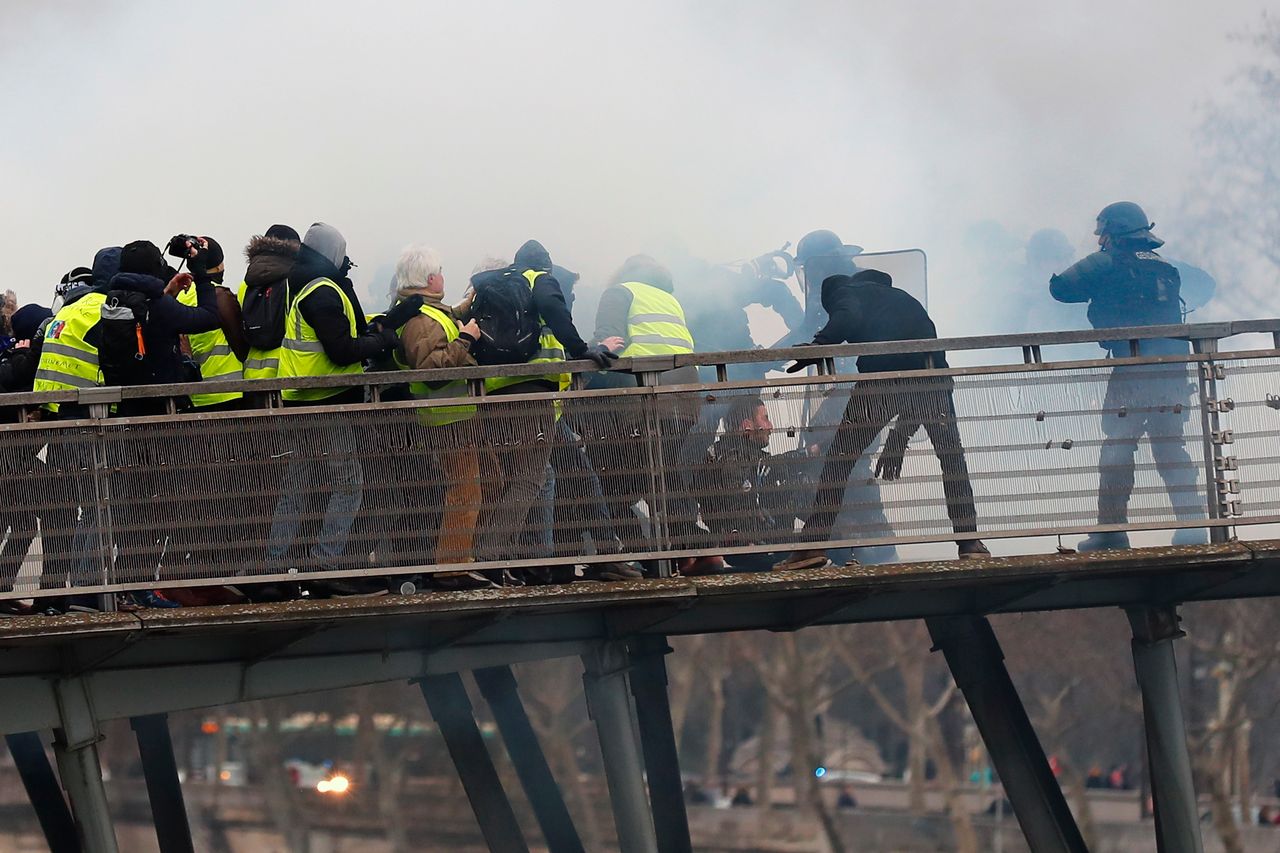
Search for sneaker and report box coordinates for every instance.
[1077,532,1131,552]
[771,550,834,572]
[1171,527,1209,547]
[126,590,181,609]
[957,540,991,559]
[677,556,729,576]
[433,571,499,591]
[0,600,32,617]
[588,561,644,581]
[306,579,388,599]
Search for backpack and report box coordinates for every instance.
[240,280,289,350]
[468,270,543,366]
[98,289,156,387]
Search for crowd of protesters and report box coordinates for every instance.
[0,201,1203,612]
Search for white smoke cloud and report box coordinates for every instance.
[0,0,1269,333]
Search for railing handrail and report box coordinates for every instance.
[1,318,1274,409]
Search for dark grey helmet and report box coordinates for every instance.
[1094,201,1154,237]
[795,230,843,265]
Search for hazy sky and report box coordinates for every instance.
[0,0,1269,332]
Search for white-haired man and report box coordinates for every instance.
[392,246,488,585]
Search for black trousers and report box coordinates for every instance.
[805,376,977,539]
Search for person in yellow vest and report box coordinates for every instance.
[171,236,249,410]
[391,245,494,587]
[265,223,417,586]
[591,255,708,573]
[470,240,617,567]
[238,225,301,398]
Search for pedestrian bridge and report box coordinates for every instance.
[2,319,1279,853]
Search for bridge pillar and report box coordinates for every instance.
[473,666,585,853]
[130,713,194,853]
[627,635,692,853]
[5,731,81,853]
[51,677,118,853]
[1126,606,1205,853]
[418,672,530,853]
[582,641,659,853]
[926,615,1087,853]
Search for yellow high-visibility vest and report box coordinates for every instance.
[279,277,363,403]
[179,284,243,407]
[33,292,107,411]
[237,281,282,381]
[483,270,570,394]
[392,301,477,427]
[618,281,695,356]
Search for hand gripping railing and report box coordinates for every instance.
[0,320,1277,602]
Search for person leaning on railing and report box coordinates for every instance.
[775,268,990,570]
[591,254,704,575]
[389,244,494,589]
[263,223,420,592]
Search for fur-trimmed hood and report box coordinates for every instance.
[244,235,300,288]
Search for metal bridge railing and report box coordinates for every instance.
[0,320,1277,601]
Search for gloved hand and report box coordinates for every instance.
[380,294,425,330]
[371,324,400,349]
[582,344,619,369]
[874,426,913,481]
[784,341,823,374]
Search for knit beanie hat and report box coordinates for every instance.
[265,224,300,242]
[12,304,53,341]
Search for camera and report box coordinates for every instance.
[166,235,204,258]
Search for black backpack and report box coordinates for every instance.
[98,289,156,387]
[469,270,543,366]
[241,280,289,350]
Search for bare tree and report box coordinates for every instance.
[1181,13,1280,319]
[830,622,979,853]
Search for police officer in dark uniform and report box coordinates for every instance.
[1050,201,1205,550]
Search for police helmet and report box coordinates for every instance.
[1094,202,1154,238]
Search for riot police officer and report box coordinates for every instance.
[1050,202,1206,550]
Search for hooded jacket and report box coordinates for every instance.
[287,244,390,369]
[811,270,947,373]
[507,239,588,359]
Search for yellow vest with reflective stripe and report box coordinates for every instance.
[34,292,107,411]
[619,282,695,356]
[279,278,363,403]
[179,285,243,407]
[391,301,477,427]
[237,282,282,381]
[483,270,570,394]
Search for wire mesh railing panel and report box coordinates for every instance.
[1217,356,1280,522]
[0,352,1261,600]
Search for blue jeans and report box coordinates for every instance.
[267,420,364,571]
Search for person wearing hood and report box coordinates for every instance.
[774,268,989,570]
[239,224,301,389]
[266,223,419,585]
[1050,202,1205,550]
[590,255,706,573]
[470,240,614,566]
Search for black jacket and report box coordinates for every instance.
[106,271,221,385]
[812,273,947,373]
[288,245,392,368]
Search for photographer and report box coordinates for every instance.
[693,395,812,573]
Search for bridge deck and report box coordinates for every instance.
[0,540,1274,735]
